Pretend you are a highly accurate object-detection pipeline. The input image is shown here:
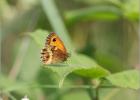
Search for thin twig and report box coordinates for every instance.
[8,37,30,80]
[8,8,40,80]
[0,44,1,73]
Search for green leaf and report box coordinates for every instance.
[122,0,139,20]
[65,6,121,25]
[43,54,110,87]
[29,29,49,48]
[30,29,110,87]
[106,70,140,89]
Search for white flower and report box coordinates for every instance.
[21,95,29,100]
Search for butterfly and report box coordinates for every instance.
[41,32,69,64]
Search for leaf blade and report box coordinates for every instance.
[106,70,140,89]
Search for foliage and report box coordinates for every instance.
[1,0,139,100]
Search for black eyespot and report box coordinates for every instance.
[52,38,56,42]
[46,56,49,58]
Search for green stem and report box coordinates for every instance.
[82,78,98,100]
[41,0,72,50]
[95,87,99,100]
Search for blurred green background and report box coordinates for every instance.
[0,0,139,100]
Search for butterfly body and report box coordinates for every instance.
[41,32,68,64]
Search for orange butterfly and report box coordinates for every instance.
[41,32,69,64]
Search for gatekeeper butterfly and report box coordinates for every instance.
[41,32,69,64]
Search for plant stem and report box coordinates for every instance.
[82,78,97,100]
[95,87,99,100]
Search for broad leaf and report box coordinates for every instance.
[29,29,48,48]
[106,70,140,89]
[45,54,110,87]
[29,30,110,87]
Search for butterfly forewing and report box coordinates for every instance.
[41,32,68,64]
